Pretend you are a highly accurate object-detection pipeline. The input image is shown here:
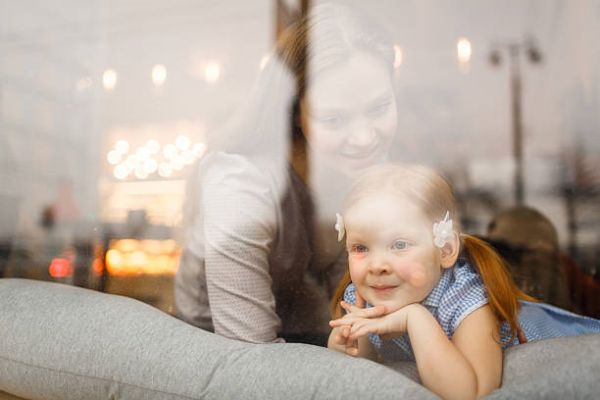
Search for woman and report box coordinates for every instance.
[175,3,399,344]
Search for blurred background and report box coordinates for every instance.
[1,0,599,317]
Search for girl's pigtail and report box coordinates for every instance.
[331,269,352,319]
[462,234,537,343]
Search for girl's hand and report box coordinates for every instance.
[328,292,384,356]
[329,324,359,356]
[331,303,420,341]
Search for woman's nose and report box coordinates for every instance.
[347,121,376,147]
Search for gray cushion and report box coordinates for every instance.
[383,332,600,399]
[2,278,600,400]
[0,279,434,400]
[487,334,600,399]
[384,334,600,399]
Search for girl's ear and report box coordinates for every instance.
[440,232,460,268]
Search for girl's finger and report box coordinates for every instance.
[329,318,348,328]
[346,346,359,356]
[349,320,365,336]
[341,325,350,338]
[349,320,380,339]
[334,333,351,346]
[333,333,344,345]
[345,338,359,356]
[340,301,354,312]
[349,325,372,340]
[341,303,386,318]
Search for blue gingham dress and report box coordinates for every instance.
[343,258,600,361]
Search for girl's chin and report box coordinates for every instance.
[371,300,411,313]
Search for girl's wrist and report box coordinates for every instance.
[404,303,428,325]
[405,303,439,337]
[385,304,424,338]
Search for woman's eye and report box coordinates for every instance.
[392,240,409,250]
[316,115,346,129]
[351,244,369,253]
[367,102,391,117]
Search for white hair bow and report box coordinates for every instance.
[433,211,453,248]
[334,213,345,242]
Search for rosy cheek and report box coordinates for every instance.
[349,266,364,289]
[409,270,427,288]
[396,263,427,287]
[349,253,367,261]
[348,258,364,277]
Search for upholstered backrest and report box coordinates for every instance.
[1,278,599,400]
[0,279,434,400]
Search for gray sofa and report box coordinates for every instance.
[1,279,599,399]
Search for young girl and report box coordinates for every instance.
[328,164,600,400]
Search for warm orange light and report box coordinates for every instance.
[49,258,73,278]
[92,258,104,276]
[105,239,180,276]
[114,239,140,253]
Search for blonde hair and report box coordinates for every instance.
[331,163,535,341]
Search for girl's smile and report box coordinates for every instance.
[369,283,398,292]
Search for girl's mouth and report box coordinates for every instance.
[370,285,397,295]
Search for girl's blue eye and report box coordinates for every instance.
[392,240,408,250]
[351,244,369,253]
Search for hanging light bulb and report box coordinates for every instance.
[103,69,117,91]
[393,45,403,69]
[457,37,472,73]
[152,64,167,86]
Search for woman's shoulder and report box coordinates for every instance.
[198,151,287,194]
[200,152,265,182]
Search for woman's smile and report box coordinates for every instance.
[339,140,381,159]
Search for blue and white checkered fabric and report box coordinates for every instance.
[343,258,600,362]
[513,301,600,343]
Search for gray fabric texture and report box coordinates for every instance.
[0,279,434,400]
[487,334,600,399]
[2,278,600,400]
[386,334,600,399]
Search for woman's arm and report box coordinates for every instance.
[407,304,502,400]
[201,155,282,343]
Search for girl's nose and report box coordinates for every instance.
[368,254,391,275]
